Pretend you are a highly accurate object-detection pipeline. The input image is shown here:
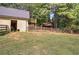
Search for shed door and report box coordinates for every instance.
[17,20,27,32]
[11,20,17,31]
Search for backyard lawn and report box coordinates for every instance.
[0,31,79,55]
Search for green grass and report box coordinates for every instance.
[0,32,79,55]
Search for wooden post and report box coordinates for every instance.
[34,19,37,31]
[41,25,42,30]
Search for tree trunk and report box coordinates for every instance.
[70,30,73,34]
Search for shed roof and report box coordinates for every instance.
[0,7,30,19]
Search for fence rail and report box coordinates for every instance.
[0,25,9,30]
[0,25,9,35]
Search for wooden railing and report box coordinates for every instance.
[0,25,9,35]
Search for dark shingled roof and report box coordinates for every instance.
[0,7,30,19]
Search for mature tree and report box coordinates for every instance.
[54,3,79,33]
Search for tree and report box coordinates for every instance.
[55,3,79,33]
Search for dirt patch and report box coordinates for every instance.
[6,31,79,40]
[33,46,39,50]
[28,31,79,37]
[7,32,24,40]
[29,32,43,36]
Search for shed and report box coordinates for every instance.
[0,7,30,32]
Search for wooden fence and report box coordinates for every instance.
[0,25,9,35]
[28,24,55,32]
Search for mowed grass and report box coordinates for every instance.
[0,31,79,55]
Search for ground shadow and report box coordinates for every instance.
[0,31,9,36]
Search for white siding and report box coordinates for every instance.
[0,19,11,30]
[17,20,28,32]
